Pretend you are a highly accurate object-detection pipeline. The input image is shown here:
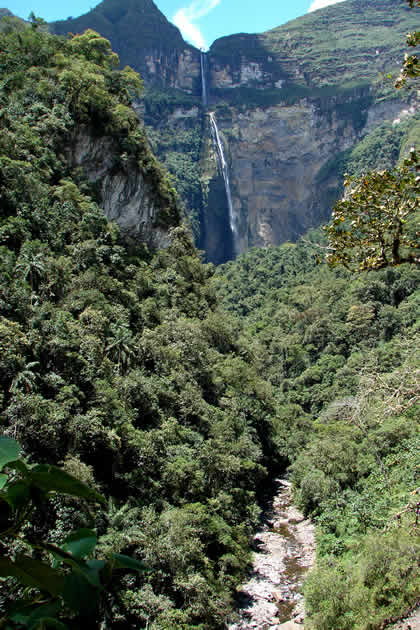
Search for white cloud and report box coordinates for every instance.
[173,0,220,50]
[173,9,206,49]
[308,0,346,12]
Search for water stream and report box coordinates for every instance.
[227,480,315,630]
[200,51,239,257]
[200,51,208,106]
[208,112,239,255]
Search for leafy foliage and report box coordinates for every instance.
[342,115,420,178]
[324,1,419,273]
[325,150,419,270]
[143,90,204,241]
[0,437,148,629]
[395,0,419,89]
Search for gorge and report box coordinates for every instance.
[0,2,418,630]
[51,0,420,263]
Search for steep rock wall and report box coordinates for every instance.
[153,88,418,262]
[201,93,418,256]
[68,129,178,249]
[142,48,200,91]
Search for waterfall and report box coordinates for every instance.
[200,51,208,106]
[209,112,239,254]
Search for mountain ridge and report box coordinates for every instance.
[51,0,198,90]
[50,0,419,91]
[209,0,417,89]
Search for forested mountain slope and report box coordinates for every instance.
[51,0,197,90]
[0,23,280,629]
[215,235,420,629]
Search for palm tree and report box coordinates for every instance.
[9,361,39,394]
[105,326,134,374]
[15,249,46,291]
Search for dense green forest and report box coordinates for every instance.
[0,5,419,630]
[215,236,419,628]
[0,21,280,629]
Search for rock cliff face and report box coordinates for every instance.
[143,49,199,91]
[202,93,417,255]
[69,129,178,249]
[52,0,419,262]
[198,0,419,258]
[217,98,360,251]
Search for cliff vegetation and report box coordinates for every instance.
[211,0,418,88]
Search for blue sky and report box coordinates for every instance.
[5,0,347,49]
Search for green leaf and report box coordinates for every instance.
[8,610,31,625]
[0,556,65,596]
[10,601,70,630]
[79,564,102,588]
[86,559,105,571]
[8,600,62,628]
[0,473,8,490]
[0,436,21,470]
[47,544,83,571]
[61,528,97,560]
[111,553,149,572]
[45,545,102,588]
[26,602,63,630]
[62,571,99,615]
[5,479,31,510]
[29,465,105,504]
[7,458,31,476]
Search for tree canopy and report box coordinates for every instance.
[325,150,419,271]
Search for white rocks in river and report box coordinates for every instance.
[277,621,302,630]
[227,479,315,630]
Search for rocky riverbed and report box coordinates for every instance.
[386,606,420,630]
[228,479,315,630]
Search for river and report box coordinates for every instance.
[228,479,315,630]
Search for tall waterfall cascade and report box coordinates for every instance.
[200,51,208,106]
[209,112,239,256]
[201,51,239,258]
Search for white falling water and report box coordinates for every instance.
[209,112,239,254]
[200,51,207,106]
